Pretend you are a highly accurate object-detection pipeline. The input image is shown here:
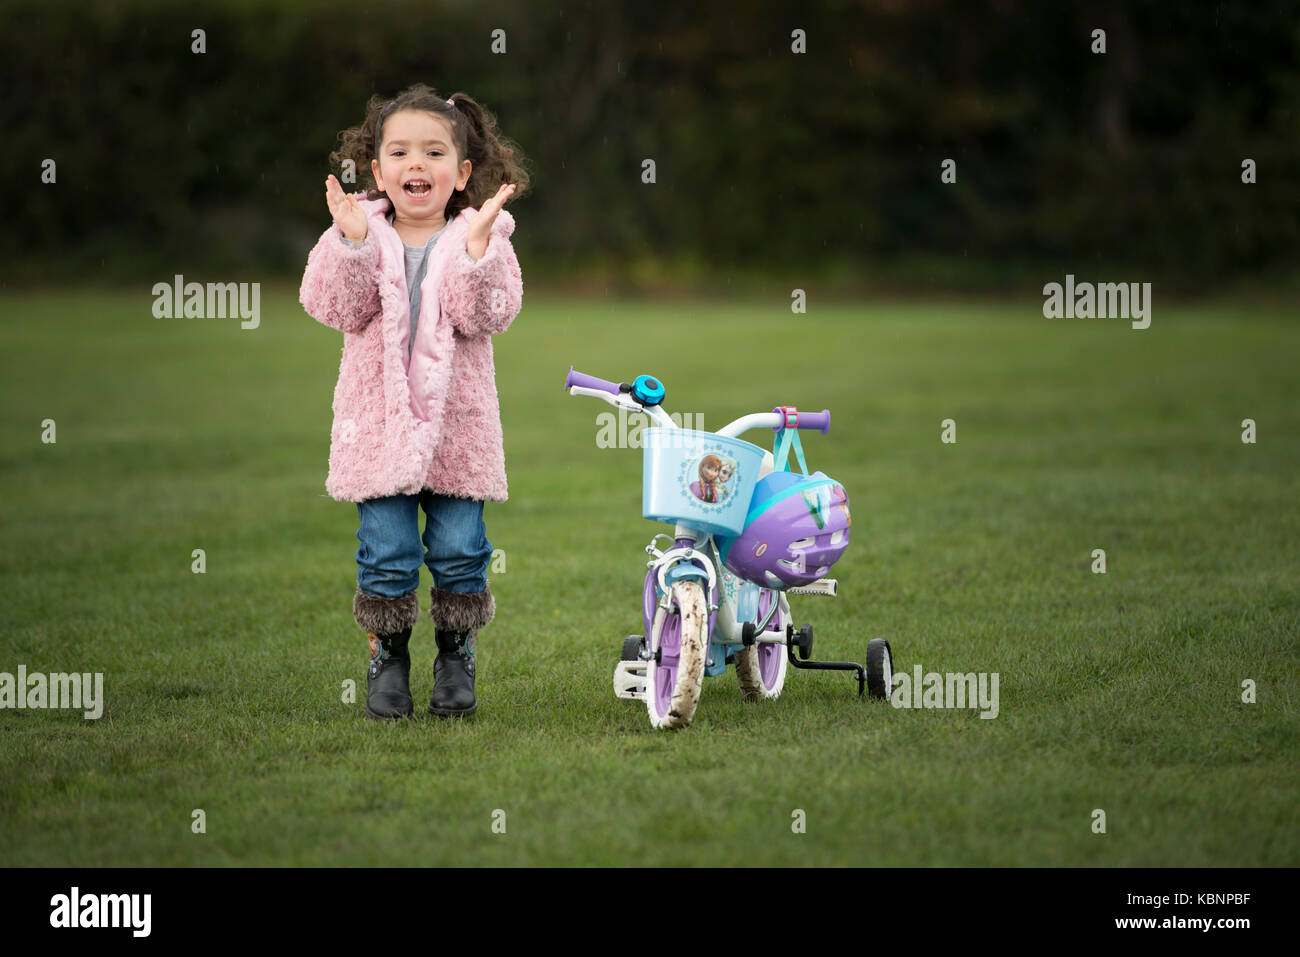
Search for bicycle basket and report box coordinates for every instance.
[642,428,765,537]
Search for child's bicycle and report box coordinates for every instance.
[564,367,895,729]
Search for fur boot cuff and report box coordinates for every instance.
[353,588,420,634]
[429,583,495,633]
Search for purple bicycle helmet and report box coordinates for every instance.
[716,470,851,589]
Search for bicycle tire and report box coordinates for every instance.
[734,588,788,701]
[645,579,708,729]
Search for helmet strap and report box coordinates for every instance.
[774,426,809,476]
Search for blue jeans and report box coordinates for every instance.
[356,491,492,598]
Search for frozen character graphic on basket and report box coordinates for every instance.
[690,453,734,503]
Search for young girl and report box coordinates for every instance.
[299,84,529,720]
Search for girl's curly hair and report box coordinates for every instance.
[329,83,530,220]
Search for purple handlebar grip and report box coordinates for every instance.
[772,407,831,433]
[801,409,830,433]
[564,366,622,396]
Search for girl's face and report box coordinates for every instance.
[718,463,733,484]
[371,109,471,225]
[701,460,720,481]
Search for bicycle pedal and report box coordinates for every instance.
[788,578,837,597]
[613,660,648,701]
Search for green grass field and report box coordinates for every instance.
[1,286,1297,866]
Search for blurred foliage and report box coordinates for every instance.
[3,0,1298,291]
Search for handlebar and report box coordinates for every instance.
[565,367,830,436]
[564,366,623,397]
[773,407,830,434]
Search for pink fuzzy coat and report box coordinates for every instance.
[299,194,521,503]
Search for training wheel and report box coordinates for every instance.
[789,623,814,660]
[865,638,894,700]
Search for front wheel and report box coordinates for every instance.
[645,579,708,729]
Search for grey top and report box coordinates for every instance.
[340,210,446,357]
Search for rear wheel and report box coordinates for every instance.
[645,580,708,729]
[735,589,788,701]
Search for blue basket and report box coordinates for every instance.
[642,428,766,536]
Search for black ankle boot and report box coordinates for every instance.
[428,629,476,716]
[365,628,413,720]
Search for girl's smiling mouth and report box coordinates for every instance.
[403,178,432,199]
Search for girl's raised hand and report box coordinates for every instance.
[466,183,517,260]
[325,174,368,243]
